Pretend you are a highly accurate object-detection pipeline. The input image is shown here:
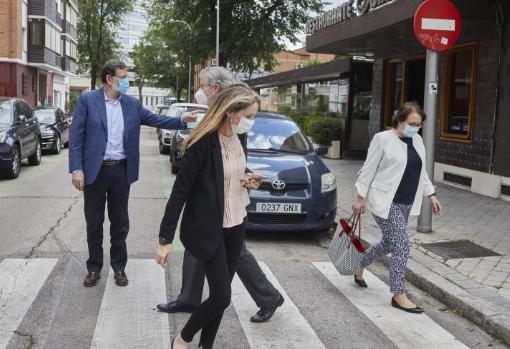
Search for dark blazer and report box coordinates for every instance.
[69,88,186,185]
[159,131,248,261]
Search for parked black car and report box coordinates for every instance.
[34,107,70,154]
[0,98,42,179]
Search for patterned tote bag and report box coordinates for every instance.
[328,214,366,275]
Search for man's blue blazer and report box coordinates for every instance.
[69,88,186,185]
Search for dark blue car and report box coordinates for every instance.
[0,98,42,179]
[245,113,337,232]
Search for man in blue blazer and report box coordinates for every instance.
[69,60,195,287]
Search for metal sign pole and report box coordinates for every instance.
[417,49,439,233]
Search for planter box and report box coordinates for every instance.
[325,140,341,159]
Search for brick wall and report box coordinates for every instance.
[494,2,510,177]
[0,0,22,59]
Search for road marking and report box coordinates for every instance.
[422,18,456,31]
[90,260,170,349]
[0,259,57,349]
[231,261,326,349]
[313,262,469,349]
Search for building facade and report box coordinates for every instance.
[248,58,373,157]
[117,0,170,109]
[306,0,510,200]
[0,0,78,110]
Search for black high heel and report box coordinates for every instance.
[354,275,368,288]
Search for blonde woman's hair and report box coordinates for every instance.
[183,83,260,149]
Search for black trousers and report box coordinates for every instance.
[177,244,281,310]
[180,222,246,348]
[83,162,130,273]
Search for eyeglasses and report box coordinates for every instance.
[408,122,423,127]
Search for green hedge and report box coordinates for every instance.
[308,117,343,147]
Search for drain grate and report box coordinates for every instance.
[421,240,500,259]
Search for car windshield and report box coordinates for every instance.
[34,109,56,124]
[248,117,311,154]
[0,102,12,126]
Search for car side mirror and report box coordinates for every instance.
[316,146,328,156]
[17,115,26,124]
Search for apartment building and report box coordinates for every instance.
[0,0,78,109]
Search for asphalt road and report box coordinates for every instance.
[0,126,507,349]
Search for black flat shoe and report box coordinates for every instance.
[354,276,368,288]
[157,301,196,314]
[391,297,424,314]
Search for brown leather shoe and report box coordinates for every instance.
[84,272,101,287]
[114,271,128,286]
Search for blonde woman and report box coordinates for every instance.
[155,84,262,349]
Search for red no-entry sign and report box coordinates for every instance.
[414,0,462,51]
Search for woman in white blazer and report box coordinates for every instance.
[352,102,442,314]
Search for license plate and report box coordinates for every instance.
[256,203,301,214]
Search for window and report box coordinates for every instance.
[29,19,45,47]
[440,44,477,141]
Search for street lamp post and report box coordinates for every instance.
[169,20,193,103]
[216,0,220,66]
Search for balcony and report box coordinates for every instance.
[63,21,77,39]
[28,0,60,27]
[28,47,62,70]
[62,56,77,73]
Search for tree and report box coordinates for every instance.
[145,0,324,76]
[77,0,132,90]
[131,25,190,101]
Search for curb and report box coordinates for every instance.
[317,231,510,345]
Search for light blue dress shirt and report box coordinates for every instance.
[104,93,126,160]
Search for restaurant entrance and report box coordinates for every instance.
[384,57,425,127]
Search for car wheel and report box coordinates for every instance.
[159,141,169,155]
[4,145,21,179]
[28,140,42,166]
[53,135,61,154]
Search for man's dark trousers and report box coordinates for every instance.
[84,161,130,273]
[177,243,281,309]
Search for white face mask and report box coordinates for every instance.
[232,116,255,134]
[194,88,209,105]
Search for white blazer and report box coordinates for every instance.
[355,129,435,219]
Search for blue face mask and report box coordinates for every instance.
[403,125,421,138]
[118,78,130,94]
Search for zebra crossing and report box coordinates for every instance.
[0,257,470,349]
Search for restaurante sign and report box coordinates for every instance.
[305,0,399,35]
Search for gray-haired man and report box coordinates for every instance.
[157,66,284,323]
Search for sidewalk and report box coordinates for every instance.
[324,159,510,345]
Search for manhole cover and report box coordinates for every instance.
[421,240,501,259]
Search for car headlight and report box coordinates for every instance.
[321,172,336,193]
[42,128,54,136]
[0,132,6,143]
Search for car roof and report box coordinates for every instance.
[0,97,20,103]
[34,107,58,111]
[255,112,292,121]
[170,103,208,109]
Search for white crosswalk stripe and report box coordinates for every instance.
[0,258,481,349]
[90,259,170,349]
[231,261,326,349]
[0,258,57,349]
[313,262,469,349]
